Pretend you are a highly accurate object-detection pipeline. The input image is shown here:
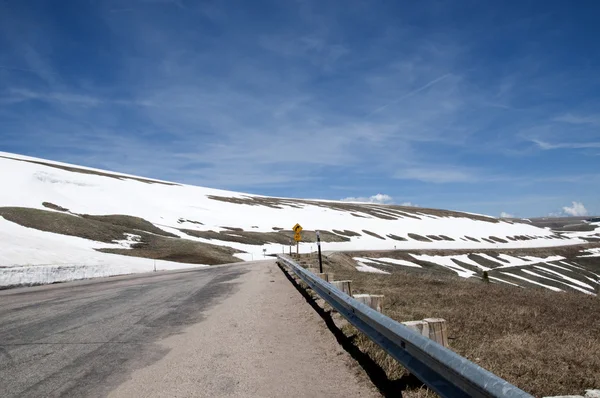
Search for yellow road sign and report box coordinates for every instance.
[292,223,303,233]
[294,232,302,241]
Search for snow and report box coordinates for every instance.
[543,262,573,272]
[368,257,422,268]
[533,266,594,290]
[409,254,476,278]
[477,254,567,269]
[500,272,563,292]
[488,276,521,287]
[474,253,505,265]
[522,269,594,295]
[0,151,589,287]
[449,254,491,271]
[354,261,391,274]
[0,216,207,286]
[580,248,600,258]
[559,261,586,270]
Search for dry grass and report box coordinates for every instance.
[81,214,179,237]
[362,230,385,240]
[300,253,600,397]
[0,207,139,243]
[42,202,69,212]
[206,194,500,223]
[0,207,241,265]
[408,233,432,242]
[181,228,350,245]
[98,234,242,265]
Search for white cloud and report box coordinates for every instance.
[562,201,588,217]
[341,194,393,204]
[400,202,418,207]
[500,212,514,218]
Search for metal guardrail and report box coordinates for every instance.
[277,254,533,398]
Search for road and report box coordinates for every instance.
[0,260,377,397]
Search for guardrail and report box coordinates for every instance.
[277,254,533,398]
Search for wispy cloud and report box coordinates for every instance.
[553,113,600,126]
[395,167,477,183]
[341,193,394,204]
[531,139,600,150]
[562,201,588,217]
[366,73,453,117]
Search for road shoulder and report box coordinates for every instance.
[108,259,379,397]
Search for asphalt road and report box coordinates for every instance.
[0,260,377,398]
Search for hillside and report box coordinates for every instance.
[0,151,596,288]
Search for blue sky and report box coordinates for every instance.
[1,0,599,217]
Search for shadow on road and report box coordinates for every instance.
[277,263,425,398]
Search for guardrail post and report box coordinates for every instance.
[425,318,449,347]
[330,280,352,296]
[402,319,449,348]
[352,294,384,312]
[402,320,430,338]
[306,268,333,282]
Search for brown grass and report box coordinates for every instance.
[42,202,69,212]
[98,234,241,265]
[0,207,139,243]
[302,253,600,397]
[206,194,500,223]
[81,214,179,238]
[408,233,432,242]
[181,229,350,245]
[387,234,408,241]
[362,230,385,240]
[333,229,362,237]
[0,207,241,265]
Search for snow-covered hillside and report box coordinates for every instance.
[0,152,589,287]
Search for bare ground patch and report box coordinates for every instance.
[0,207,241,265]
[362,230,385,240]
[42,202,69,212]
[98,234,241,265]
[408,233,432,242]
[333,229,362,237]
[387,234,408,241]
[81,214,179,238]
[206,195,499,223]
[181,229,350,245]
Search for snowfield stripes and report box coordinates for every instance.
[277,254,534,398]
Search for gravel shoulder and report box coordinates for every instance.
[108,259,379,397]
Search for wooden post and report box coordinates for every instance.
[402,318,449,348]
[316,273,332,282]
[306,268,333,282]
[330,280,352,296]
[402,320,429,337]
[353,294,384,312]
[423,318,449,347]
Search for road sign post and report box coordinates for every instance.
[316,230,323,273]
[292,223,303,256]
